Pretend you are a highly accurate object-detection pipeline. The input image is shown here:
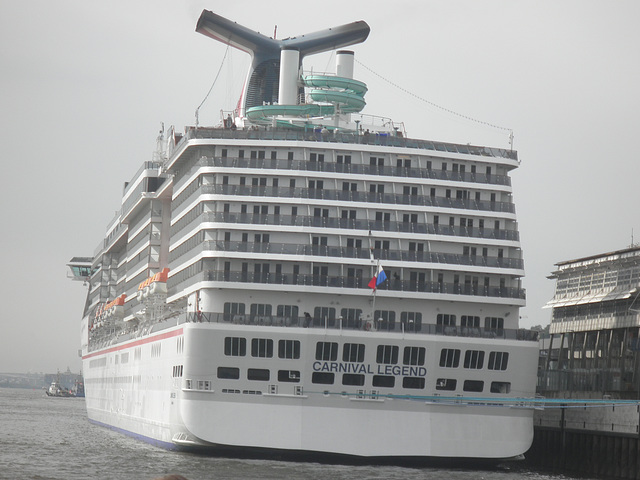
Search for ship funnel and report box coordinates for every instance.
[278,48,300,106]
[336,50,355,79]
[196,11,370,114]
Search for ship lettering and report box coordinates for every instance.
[313,362,422,376]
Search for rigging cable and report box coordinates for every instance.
[195,43,231,128]
[355,59,513,143]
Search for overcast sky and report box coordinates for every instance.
[1,1,638,374]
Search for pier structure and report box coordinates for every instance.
[531,245,640,479]
[540,246,640,398]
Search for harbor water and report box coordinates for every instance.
[0,388,585,480]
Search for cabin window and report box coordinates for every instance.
[247,368,270,381]
[314,307,336,327]
[439,348,460,368]
[491,382,511,394]
[316,342,338,361]
[436,378,457,391]
[463,350,485,369]
[461,315,480,328]
[277,305,299,320]
[376,345,399,364]
[374,310,396,330]
[251,338,273,358]
[312,372,335,385]
[223,302,245,322]
[403,377,425,389]
[403,346,426,366]
[217,367,240,379]
[463,380,484,392]
[400,312,422,332]
[278,340,300,359]
[488,352,509,371]
[372,376,395,388]
[224,337,246,357]
[342,374,365,386]
[250,303,272,316]
[278,370,300,382]
[485,317,504,331]
[437,314,456,327]
[341,308,363,329]
[343,343,365,363]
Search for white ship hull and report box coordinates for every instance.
[83,322,538,459]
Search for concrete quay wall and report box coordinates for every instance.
[526,404,640,479]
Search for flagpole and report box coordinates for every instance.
[371,259,379,327]
[370,243,376,327]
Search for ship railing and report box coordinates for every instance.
[182,310,538,341]
[168,239,524,270]
[166,269,526,300]
[191,155,512,187]
[171,210,519,245]
[181,126,518,161]
[171,182,515,221]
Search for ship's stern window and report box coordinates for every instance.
[488,351,509,371]
[343,343,365,363]
[251,338,274,358]
[435,378,457,391]
[218,367,240,379]
[341,308,363,329]
[374,311,396,331]
[400,312,422,332]
[316,342,339,361]
[224,302,245,322]
[247,368,270,381]
[402,377,425,389]
[278,370,300,382]
[439,348,460,368]
[463,380,484,392]
[376,345,399,364]
[224,337,246,356]
[403,346,426,366]
[278,340,300,359]
[372,375,395,388]
[342,374,365,386]
[312,372,335,385]
[490,381,511,394]
[463,350,485,369]
[485,317,504,332]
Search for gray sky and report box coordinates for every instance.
[1,1,638,374]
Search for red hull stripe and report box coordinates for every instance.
[82,328,184,360]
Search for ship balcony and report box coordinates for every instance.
[173,154,512,193]
[170,211,519,244]
[166,268,526,301]
[177,310,538,342]
[172,184,516,220]
[169,240,524,272]
[173,126,518,162]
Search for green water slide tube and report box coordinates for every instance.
[246,75,367,123]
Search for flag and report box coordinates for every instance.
[368,263,387,289]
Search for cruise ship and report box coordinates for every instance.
[67,10,539,461]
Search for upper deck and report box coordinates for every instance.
[168,126,517,165]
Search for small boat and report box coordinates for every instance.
[45,378,74,397]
